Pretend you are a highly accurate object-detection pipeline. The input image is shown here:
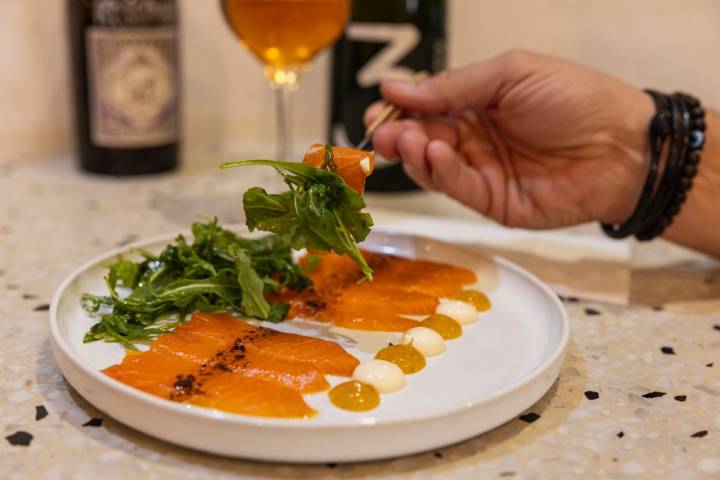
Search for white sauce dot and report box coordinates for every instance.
[402,327,445,357]
[359,156,371,175]
[436,299,478,325]
[352,359,405,393]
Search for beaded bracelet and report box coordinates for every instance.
[602,90,705,241]
[636,94,686,238]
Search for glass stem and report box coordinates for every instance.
[274,83,293,160]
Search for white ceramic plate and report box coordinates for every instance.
[50,230,569,463]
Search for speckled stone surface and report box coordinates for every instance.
[1,156,719,479]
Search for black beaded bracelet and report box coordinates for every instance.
[602,90,705,241]
[636,94,687,238]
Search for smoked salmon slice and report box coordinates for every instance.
[104,349,198,398]
[151,313,258,364]
[244,328,359,377]
[319,310,421,332]
[332,285,439,316]
[372,257,476,293]
[104,312,359,417]
[273,288,326,319]
[232,354,329,393]
[303,144,375,194]
[303,251,475,296]
[290,251,477,331]
[301,251,364,293]
[105,343,328,397]
[190,374,315,418]
[170,312,359,377]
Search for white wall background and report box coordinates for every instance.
[1,0,719,162]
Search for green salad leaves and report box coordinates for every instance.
[220,159,374,280]
[82,152,375,349]
[82,219,310,349]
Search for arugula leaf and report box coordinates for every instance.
[81,219,310,349]
[227,244,270,319]
[266,302,290,324]
[107,259,140,288]
[221,159,374,279]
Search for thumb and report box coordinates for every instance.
[380,50,537,114]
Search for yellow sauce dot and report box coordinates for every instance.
[375,344,426,374]
[329,381,380,412]
[449,290,491,311]
[421,313,462,340]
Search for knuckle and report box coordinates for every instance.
[431,70,454,90]
[428,69,464,110]
[498,49,535,70]
[428,69,452,91]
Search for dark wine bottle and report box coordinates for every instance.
[68,0,180,175]
[328,0,446,192]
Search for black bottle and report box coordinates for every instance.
[68,0,180,175]
[329,0,446,191]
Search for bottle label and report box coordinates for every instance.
[86,26,178,148]
[346,23,421,87]
[332,22,423,168]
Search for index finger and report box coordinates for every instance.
[363,100,387,127]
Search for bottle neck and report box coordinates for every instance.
[92,0,177,27]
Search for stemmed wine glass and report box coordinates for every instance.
[221,0,350,160]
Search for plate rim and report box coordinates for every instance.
[49,228,569,430]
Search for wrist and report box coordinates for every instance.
[620,90,656,164]
[599,89,655,225]
[602,91,707,241]
[663,111,720,256]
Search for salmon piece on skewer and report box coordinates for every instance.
[303,144,375,194]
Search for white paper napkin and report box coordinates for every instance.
[370,208,631,305]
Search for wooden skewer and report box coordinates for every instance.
[356,71,429,150]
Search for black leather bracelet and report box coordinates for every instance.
[602,90,670,239]
[602,90,705,241]
[637,93,705,240]
[636,94,687,238]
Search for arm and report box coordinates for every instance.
[663,111,720,257]
[365,51,720,258]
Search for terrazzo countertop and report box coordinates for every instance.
[1,156,719,479]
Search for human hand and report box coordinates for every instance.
[365,50,655,229]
